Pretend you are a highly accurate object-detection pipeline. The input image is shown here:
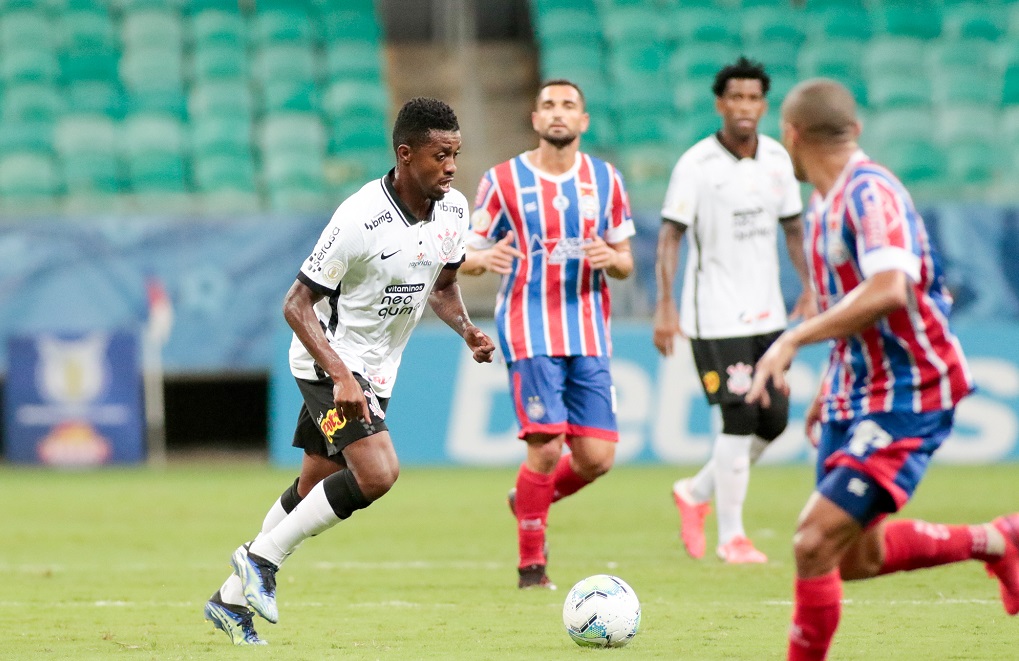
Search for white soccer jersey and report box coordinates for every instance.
[661,133,802,339]
[291,171,469,397]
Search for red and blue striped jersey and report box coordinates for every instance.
[807,151,973,421]
[468,152,635,362]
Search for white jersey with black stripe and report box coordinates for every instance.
[661,133,802,339]
[290,171,469,397]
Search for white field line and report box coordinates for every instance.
[1,560,508,573]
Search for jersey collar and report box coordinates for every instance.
[382,168,433,226]
[713,131,759,161]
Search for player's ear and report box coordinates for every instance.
[396,143,413,166]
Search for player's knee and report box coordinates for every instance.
[359,463,400,501]
[792,525,835,575]
[576,452,614,480]
[720,403,759,436]
[526,433,565,471]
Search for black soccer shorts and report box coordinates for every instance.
[291,374,390,461]
[689,330,783,406]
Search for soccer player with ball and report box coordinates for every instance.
[748,78,1019,660]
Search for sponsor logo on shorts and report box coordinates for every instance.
[726,362,754,396]
[318,408,348,444]
[702,370,720,395]
[526,396,546,421]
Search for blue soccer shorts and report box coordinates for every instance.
[816,409,955,526]
[507,355,618,442]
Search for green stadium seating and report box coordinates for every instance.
[743,40,800,78]
[324,41,385,83]
[324,145,390,192]
[193,154,257,193]
[874,139,945,185]
[672,74,716,114]
[668,47,737,81]
[122,113,186,159]
[121,48,184,90]
[0,152,61,202]
[865,107,936,145]
[260,81,318,114]
[668,110,719,150]
[62,151,121,194]
[535,8,601,44]
[926,39,995,73]
[1003,63,1019,105]
[253,44,316,87]
[55,114,116,155]
[192,44,247,80]
[944,137,996,184]
[600,6,657,43]
[328,113,389,154]
[798,41,865,78]
[938,107,997,144]
[0,10,51,50]
[321,80,388,120]
[741,7,807,47]
[932,68,1000,107]
[873,4,942,40]
[319,9,382,43]
[188,80,254,118]
[667,7,740,46]
[66,80,125,117]
[867,71,932,109]
[1,47,58,84]
[531,0,597,11]
[2,83,66,121]
[61,49,118,82]
[943,4,1006,42]
[0,120,53,153]
[59,9,115,51]
[540,42,604,83]
[251,8,314,46]
[126,152,188,192]
[767,71,798,106]
[190,9,243,48]
[122,9,184,52]
[191,116,252,159]
[862,36,926,76]
[606,43,669,86]
[805,6,873,42]
[259,113,326,155]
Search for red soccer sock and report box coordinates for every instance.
[788,570,842,661]
[515,464,554,568]
[879,519,999,575]
[551,454,591,504]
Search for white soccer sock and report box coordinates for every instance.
[713,433,753,546]
[249,481,340,566]
[749,435,770,464]
[687,460,716,503]
[220,497,293,606]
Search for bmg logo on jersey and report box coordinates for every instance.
[364,210,393,231]
[436,200,464,218]
[378,283,425,318]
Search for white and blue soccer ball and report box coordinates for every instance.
[562,574,641,648]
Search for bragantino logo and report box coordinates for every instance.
[318,408,348,443]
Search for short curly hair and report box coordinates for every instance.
[392,97,460,152]
[712,56,770,98]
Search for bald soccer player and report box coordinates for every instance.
[746,78,1019,660]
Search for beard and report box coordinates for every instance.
[542,131,577,149]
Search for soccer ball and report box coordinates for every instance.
[562,574,641,648]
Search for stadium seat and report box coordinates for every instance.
[863,37,926,77]
[328,114,389,154]
[0,152,61,202]
[62,151,122,195]
[0,120,53,154]
[321,80,388,120]
[673,75,716,114]
[667,7,740,46]
[191,116,252,159]
[318,8,382,43]
[193,154,257,193]
[606,43,669,87]
[259,113,326,155]
[943,4,1006,42]
[938,107,997,144]
[2,83,66,122]
[865,107,936,147]
[324,41,385,83]
[126,152,188,192]
[253,44,317,87]
[1003,63,1019,105]
[250,7,314,46]
[767,71,798,106]
[582,109,616,151]
[742,40,800,78]
[741,7,807,48]
[798,40,865,77]
[190,9,244,48]
[121,9,183,52]
[192,44,247,80]
[874,139,946,185]
[932,68,999,107]
[188,80,254,118]
[944,137,997,184]
[61,49,119,82]
[261,81,319,114]
[0,10,51,50]
[873,4,942,40]
[600,6,658,44]
[59,8,116,51]
[55,114,117,156]
[540,42,605,83]
[0,47,58,84]
[867,72,932,109]
[804,6,873,43]
[669,47,738,81]
[325,146,391,192]
[668,110,719,150]
[536,8,602,44]
[121,48,184,90]
[926,39,995,73]
[66,80,125,117]
[122,113,186,160]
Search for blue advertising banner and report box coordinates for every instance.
[3,331,145,466]
[269,321,1019,467]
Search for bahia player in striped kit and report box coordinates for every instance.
[747,79,1019,661]
[462,79,635,589]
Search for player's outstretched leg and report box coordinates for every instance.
[986,513,1019,615]
[231,545,280,623]
[204,589,267,645]
[672,478,711,559]
[514,464,556,590]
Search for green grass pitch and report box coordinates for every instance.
[4,462,1017,660]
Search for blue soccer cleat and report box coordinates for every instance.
[204,591,267,646]
[230,545,280,624]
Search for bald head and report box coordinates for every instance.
[781,78,858,144]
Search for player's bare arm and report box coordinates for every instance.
[583,236,633,279]
[780,215,819,321]
[428,267,496,363]
[746,269,909,407]
[282,279,371,422]
[461,230,525,276]
[652,220,686,356]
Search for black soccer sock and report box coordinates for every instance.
[280,476,303,513]
[321,469,372,520]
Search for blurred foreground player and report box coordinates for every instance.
[462,80,635,588]
[204,97,495,644]
[747,78,1019,660]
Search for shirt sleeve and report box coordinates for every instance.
[604,164,636,244]
[298,201,367,296]
[661,153,696,226]
[468,169,505,249]
[848,176,921,282]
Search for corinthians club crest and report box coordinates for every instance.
[438,228,458,262]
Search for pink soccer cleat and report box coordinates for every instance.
[672,479,711,559]
[716,536,768,564]
[986,513,1019,615]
